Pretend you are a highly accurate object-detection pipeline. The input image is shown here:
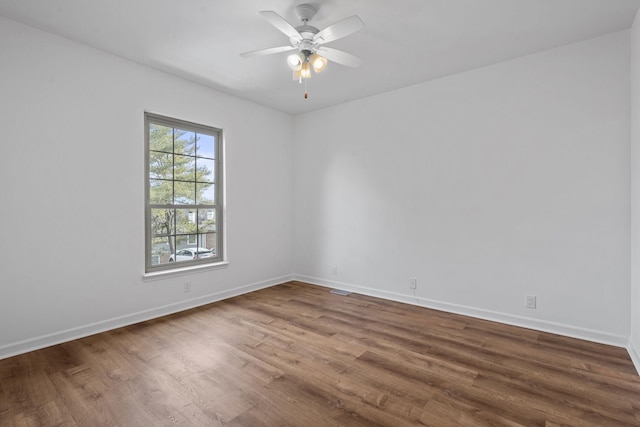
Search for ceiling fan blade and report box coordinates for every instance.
[316,47,363,68]
[313,15,364,44]
[240,45,296,58]
[259,10,302,41]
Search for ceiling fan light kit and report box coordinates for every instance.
[241,3,364,99]
[289,52,327,81]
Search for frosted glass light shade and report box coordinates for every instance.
[310,53,327,73]
[287,52,305,71]
[300,62,311,78]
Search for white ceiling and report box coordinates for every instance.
[1,0,639,115]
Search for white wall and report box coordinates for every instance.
[0,17,294,358]
[294,31,631,345]
[0,13,635,361]
[630,9,640,371]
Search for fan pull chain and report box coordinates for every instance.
[304,77,308,99]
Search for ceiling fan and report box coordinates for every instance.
[241,4,365,98]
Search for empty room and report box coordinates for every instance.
[2,0,640,425]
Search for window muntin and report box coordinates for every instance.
[145,113,223,272]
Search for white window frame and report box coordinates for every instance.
[144,112,224,273]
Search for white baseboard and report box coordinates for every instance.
[3,273,635,370]
[294,274,630,348]
[628,339,640,375]
[0,274,294,360]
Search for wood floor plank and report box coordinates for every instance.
[1,281,639,426]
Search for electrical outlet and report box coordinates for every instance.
[409,278,417,289]
[526,295,536,309]
[331,265,338,276]
[184,282,191,293]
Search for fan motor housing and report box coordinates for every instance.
[295,24,319,35]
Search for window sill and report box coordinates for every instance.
[143,261,229,282]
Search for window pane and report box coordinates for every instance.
[149,180,173,204]
[149,124,174,153]
[151,209,175,236]
[174,181,195,204]
[151,235,174,265]
[198,209,216,232]
[175,130,196,156]
[196,133,215,159]
[149,151,173,180]
[196,158,215,182]
[149,151,173,179]
[175,209,197,234]
[174,154,195,181]
[175,235,195,252]
[196,183,215,204]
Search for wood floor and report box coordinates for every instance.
[1,281,639,426]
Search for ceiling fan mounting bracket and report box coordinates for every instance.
[295,4,317,23]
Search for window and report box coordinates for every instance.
[145,113,223,272]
